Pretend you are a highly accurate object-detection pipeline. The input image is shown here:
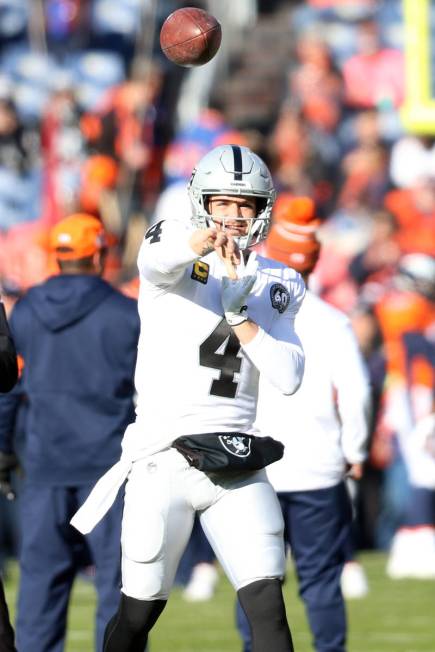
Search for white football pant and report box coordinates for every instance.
[121,448,285,599]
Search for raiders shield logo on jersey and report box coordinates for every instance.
[219,434,252,457]
[270,283,290,314]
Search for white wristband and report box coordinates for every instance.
[225,307,249,327]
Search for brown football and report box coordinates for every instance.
[160,7,222,67]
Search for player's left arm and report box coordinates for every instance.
[239,287,305,396]
[217,239,305,395]
[333,321,372,470]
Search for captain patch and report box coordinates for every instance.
[270,283,290,313]
[191,261,209,284]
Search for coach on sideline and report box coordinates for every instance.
[0,214,140,652]
[237,197,371,652]
[0,298,18,651]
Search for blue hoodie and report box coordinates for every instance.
[0,274,140,486]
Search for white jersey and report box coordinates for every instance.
[70,218,305,535]
[260,291,371,492]
[134,218,305,453]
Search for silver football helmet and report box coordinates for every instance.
[187,144,276,249]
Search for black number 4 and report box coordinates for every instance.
[145,220,164,244]
[200,319,242,398]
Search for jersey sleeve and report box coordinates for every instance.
[286,269,306,317]
[137,219,200,287]
[242,272,306,395]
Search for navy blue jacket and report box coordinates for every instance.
[0,275,140,485]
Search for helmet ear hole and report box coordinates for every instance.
[256,198,267,215]
[204,195,211,213]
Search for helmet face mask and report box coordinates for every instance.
[188,144,276,250]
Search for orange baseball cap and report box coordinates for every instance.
[272,194,321,235]
[49,214,107,260]
[267,194,321,273]
[266,220,321,274]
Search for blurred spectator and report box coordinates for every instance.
[44,0,91,58]
[289,32,343,134]
[0,96,41,229]
[308,0,375,8]
[269,106,336,209]
[348,210,400,290]
[162,98,248,186]
[350,304,387,551]
[0,214,140,652]
[0,222,50,293]
[390,136,435,189]
[79,154,118,218]
[384,177,435,256]
[0,98,39,174]
[81,65,164,224]
[386,397,435,578]
[338,111,390,211]
[40,74,86,222]
[342,19,404,110]
[371,254,435,549]
[291,31,342,98]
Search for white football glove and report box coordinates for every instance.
[221,253,258,327]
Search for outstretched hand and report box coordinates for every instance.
[221,252,258,327]
[189,229,241,277]
[215,233,241,279]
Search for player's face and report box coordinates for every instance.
[208,195,257,237]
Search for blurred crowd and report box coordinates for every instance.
[0,0,434,596]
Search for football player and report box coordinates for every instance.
[72,145,306,652]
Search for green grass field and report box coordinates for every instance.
[4,552,435,652]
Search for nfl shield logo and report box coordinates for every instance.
[219,435,251,458]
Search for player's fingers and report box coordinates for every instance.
[232,239,241,264]
[213,231,227,248]
[224,257,238,279]
[224,235,241,267]
[202,227,217,241]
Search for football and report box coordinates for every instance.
[160,7,222,67]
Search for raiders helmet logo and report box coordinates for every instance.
[270,283,290,313]
[219,434,252,458]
